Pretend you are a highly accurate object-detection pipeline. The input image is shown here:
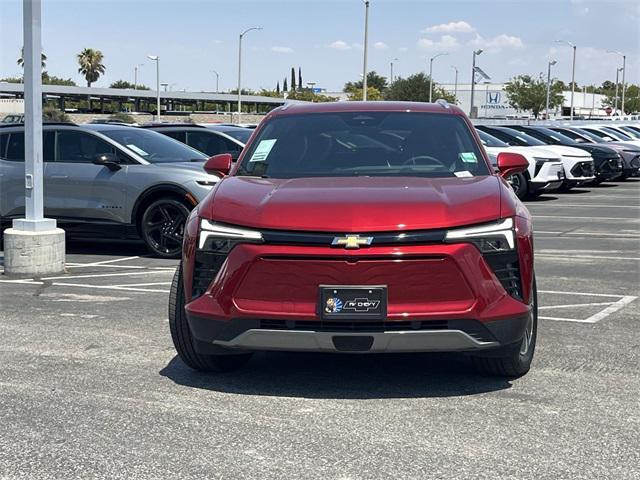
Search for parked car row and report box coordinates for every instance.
[474,123,640,199]
[2,115,639,259]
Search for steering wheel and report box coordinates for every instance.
[402,155,447,168]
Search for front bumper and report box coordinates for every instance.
[187,315,529,354]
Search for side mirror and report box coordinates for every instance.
[92,153,121,171]
[204,153,232,176]
[497,152,529,178]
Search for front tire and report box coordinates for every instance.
[506,172,528,200]
[472,277,537,377]
[141,198,190,258]
[169,265,252,372]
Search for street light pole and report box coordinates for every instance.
[5,0,64,276]
[390,57,398,84]
[134,63,143,90]
[608,51,626,116]
[614,66,623,114]
[237,26,262,122]
[556,40,576,120]
[451,65,458,100]
[469,49,483,118]
[428,52,448,103]
[362,0,370,101]
[147,55,160,121]
[211,69,219,92]
[545,60,557,120]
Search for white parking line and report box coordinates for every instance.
[532,215,639,222]
[82,256,141,266]
[538,290,638,323]
[536,231,640,238]
[528,204,638,208]
[536,254,640,261]
[40,270,174,281]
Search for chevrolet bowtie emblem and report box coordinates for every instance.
[331,235,374,249]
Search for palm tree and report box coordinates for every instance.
[77,48,105,87]
[17,47,47,68]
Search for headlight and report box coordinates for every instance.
[444,218,515,253]
[198,219,263,251]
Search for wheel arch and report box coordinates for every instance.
[131,184,198,234]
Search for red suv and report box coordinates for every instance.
[169,101,537,377]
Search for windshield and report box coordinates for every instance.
[219,128,251,144]
[477,129,509,148]
[601,127,632,140]
[619,126,640,138]
[533,127,578,145]
[552,128,591,143]
[493,127,546,146]
[237,112,489,179]
[101,128,207,163]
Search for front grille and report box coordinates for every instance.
[570,161,594,177]
[484,251,522,300]
[192,251,227,299]
[260,319,449,332]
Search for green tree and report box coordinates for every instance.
[17,47,47,68]
[108,112,135,124]
[504,74,564,119]
[77,48,105,87]
[298,67,302,89]
[290,67,296,91]
[346,86,383,101]
[43,106,71,122]
[283,77,288,92]
[384,72,456,103]
[344,71,387,93]
[286,89,337,102]
[110,79,149,90]
[276,81,280,95]
[42,73,76,86]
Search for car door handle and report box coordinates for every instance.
[51,175,69,179]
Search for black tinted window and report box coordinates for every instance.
[162,131,187,143]
[238,112,488,179]
[6,132,25,161]
[56,131,115,163]
[43,131,55,161]
[0,134,7,159]
[188,131,242,157]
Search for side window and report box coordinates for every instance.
[163,131,186,143]
[43,131,55,161]
[220,137,243,155]
[187,131,226,156]
[56,131,115,163]
[0,134,8,159]
[6,132,25,161]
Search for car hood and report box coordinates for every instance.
[536,145,592,158]
[203,175,503,232]
[153,161,219,179]
[484,146,561,162]
[571,144,618,157]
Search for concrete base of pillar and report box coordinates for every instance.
[3,228,65,277]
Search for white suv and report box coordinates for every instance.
[477,129,564,199]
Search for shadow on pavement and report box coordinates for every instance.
[66,240,149,257]
[524,195,559,202]
[160,352,513,399]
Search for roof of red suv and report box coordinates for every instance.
[270,100,465,117]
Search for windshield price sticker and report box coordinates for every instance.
[249,139,277,162]
[454,170,473,178]
[459,152,477,163]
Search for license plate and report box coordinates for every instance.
[320,286,387,320]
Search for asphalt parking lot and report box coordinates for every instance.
[1,180,639,480]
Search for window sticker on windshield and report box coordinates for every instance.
[249,139,277,162]
[127,144,148,156]
[459,152,477,163]
[454,170,473,178]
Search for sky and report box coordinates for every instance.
[0,0,638,93]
